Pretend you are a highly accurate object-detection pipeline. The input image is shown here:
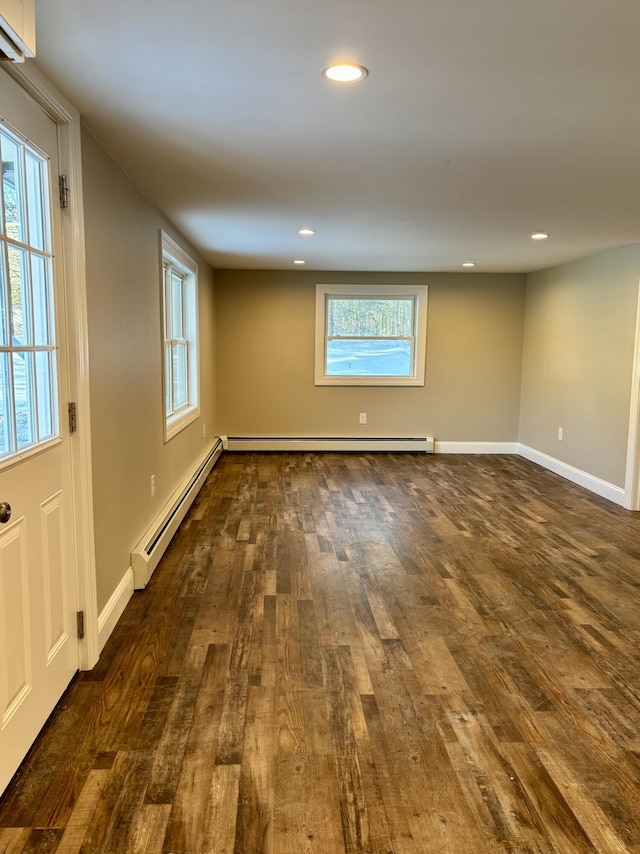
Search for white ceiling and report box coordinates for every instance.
[33,0,640,272]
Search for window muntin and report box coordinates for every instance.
[0,125,58,460]
[161,233,199,441]
[315,284,428,386]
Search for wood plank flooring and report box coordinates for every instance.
[1,452,640,853]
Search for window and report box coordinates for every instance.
[0,125,58,461]
[315,284,428,386]
[161,233,199,440]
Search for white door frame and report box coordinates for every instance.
[5,60,98,668]
[624,277,640,511]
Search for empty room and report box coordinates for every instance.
[0,1,640,852]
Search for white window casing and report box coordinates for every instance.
[315,283,428,387]
[161,232,199,441]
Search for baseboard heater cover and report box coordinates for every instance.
[224,436,435,453]
[131,437,223,589]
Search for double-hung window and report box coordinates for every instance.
[315,284,428,386]
[161,232,199,440]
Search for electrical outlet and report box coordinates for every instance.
[359,412,367,425]
[558,427,563,441]
[150,474,155,498]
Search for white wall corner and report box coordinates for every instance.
[97,567,134,653]
[517,444,625,507]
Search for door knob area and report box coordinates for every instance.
[0,502,11,523]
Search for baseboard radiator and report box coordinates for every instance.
[223,436,434,453]
[131,437,224,589]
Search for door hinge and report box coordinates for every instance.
[68,401,77,433]
[59,174,69,209]
[76,610,85,640]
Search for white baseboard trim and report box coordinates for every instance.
[517,444,625,506]
[435,441,519,454]
[97,566,134,653]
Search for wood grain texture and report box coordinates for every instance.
[1,452,640,852]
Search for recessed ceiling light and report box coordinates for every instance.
[322,63,369,82]
[462,262,475,268]
[298,228,315,236]
[531,232,549,240]
[293,259,305,265]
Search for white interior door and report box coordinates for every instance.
[0,67,79,796]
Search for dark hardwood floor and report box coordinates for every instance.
[1,452,640,853]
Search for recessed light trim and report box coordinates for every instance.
[322,63,369,82]
[298,228,315,236]
[531,232,550,240]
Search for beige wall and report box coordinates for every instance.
[215,270,526,442]
[520,245,640,488]
[81,128,216,612]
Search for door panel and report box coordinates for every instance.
[41,490,66,659]
[0,67,79,796]
[0,517,30,722]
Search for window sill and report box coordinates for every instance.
[164,405,200,443]
[315,376,424,387]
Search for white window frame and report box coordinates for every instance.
[161,232,199,441]
[315,284,428,386]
